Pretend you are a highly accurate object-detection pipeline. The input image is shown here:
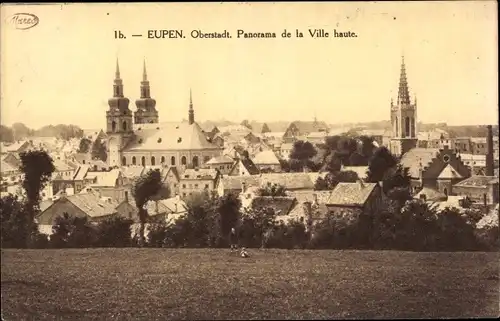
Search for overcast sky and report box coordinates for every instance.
[1,2,497,129]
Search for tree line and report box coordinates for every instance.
[0,123,84,143]
[1,150,498,251]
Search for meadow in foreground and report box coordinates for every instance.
[1,249,499,320]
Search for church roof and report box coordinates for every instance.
[126,122,222,152]
[400,148,440,178]
[206,155,234,165]
[437,164,463,180]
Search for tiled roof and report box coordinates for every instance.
[437,164,463,179]
[53,159,73,172]
[454,175,498,187]
[126,121,221,151]
[287,190,332,204]
[230,158,260,175]
[260,173,315,190]
[250,196,297,216]
[120,166,145,179]
[327,182,378,206]
[206,155,234,165]
[39,199,54,212]
[414,187,447,202]
[89,169,121,187]
[400,148,440,178]
[61,192,118,218]
[220,175,261,191]
[289,121,329,134]
[280,143,294,150]
[1,141,31,153]
[181,168,218,180]
[252,150,280,165]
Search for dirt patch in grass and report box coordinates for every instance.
[1,249,498,320]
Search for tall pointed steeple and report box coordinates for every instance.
[397,55,411,105]
[135,58,158,124]
[113,58,124,98]
[140,58,151,99]
[188,88,195,125]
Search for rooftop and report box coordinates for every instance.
[327,182,378,206]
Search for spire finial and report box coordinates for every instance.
[397,54,410,105]
[115,58,120,79]
[188,88,194,125]
[143,58,147,81]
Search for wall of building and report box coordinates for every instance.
[453,184,499,205]
[122,149,222,168]
[179,178,216,198]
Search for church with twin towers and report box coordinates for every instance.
[105,59,223,169]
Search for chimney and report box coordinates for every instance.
[124,191,129,202]
[486,125,494,176]
[312,193,318,206]
[241,181,247,193]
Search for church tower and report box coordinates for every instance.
[389,56,418,157]
[134,59,159,124]
[188,89,195,125]
[106,59,134,167]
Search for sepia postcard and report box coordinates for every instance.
[1,2,499,320]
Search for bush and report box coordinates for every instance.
[95,216,134,247]
[148,221,168,248]
[50,213,98,248]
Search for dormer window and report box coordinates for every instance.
[177,138,182,143]
[138,139,143,144]
[158,138,162,143]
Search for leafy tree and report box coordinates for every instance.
[91,139,107,162]
[314,171,359,191]
[95,216,134,247]
[279,159,290,172]
[132,169,163,246]
[382,164,412,210]
[19,150,55,246]
[366,146,398,183]
[435,207,478,251]
[50,213,98,248]
[258,183,287,197]
[12,122,32,140]
[0,195,40,248]
[78,138,92,154]
[289,140,317,171]
[261,123,271,134]
[212,192,242,247]
[0,125,14,142]
[348,151,367,166]
[324,151,342,173]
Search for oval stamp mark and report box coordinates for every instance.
[7,13,39,30]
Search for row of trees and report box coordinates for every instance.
[12,189,495,251]
[0,123,84,143]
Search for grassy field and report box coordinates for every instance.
[1,249,499,320]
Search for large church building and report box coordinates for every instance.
[389,56,418,157]
[105,59,223,168]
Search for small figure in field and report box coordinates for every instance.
[240,247,249,258]
[229,227,238,252]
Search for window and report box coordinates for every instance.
[111,121,117,132]
[171,156,176,166]
[195,184,198,188]
[132,156,137,165]
[161,156,166,164]
[122,121,127,131]
[205,184,209,189]
[192,156,199,168]
[151,156,156,166]
[181,156,187,165]
[183,193,187,197]
[122,156,127,166]
[182,184,186,188]
[141,156,146,166]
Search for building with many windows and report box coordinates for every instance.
[105,59,223,169]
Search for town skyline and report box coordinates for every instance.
[1,2,498,129]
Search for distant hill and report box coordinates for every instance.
[0,123,84,142]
